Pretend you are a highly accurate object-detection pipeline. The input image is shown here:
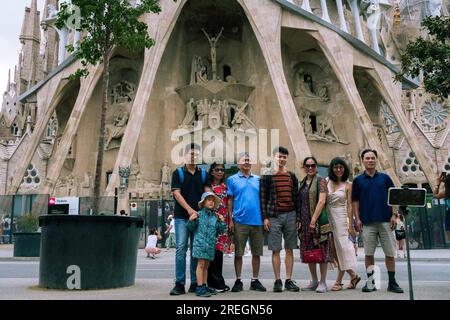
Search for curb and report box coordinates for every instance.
[0,257,40,262]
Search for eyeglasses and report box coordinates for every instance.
[214,168,225,173]
[304,164,317,169]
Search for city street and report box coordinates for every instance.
[0,245,449,300]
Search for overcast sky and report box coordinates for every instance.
[0,0,45,94]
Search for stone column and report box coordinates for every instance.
[320,0,331,23]
[348,0,365,42]
[73,31,81,50]
[56,27,69,65]
[301,0,312,13]
[336,0,349,32]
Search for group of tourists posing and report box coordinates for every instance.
[169,143,406,297]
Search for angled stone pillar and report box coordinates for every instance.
[105,0,188,196]
[336,0,349,32]
[7,75,67,195]
[320,0,331,23]
[311,28,400,185]
[367,68,437,188]
[348,0,365,42]
[40,64,104,195]
[238,0,311,174]
[301,0,312,13]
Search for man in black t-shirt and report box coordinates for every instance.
[169,143,211,295]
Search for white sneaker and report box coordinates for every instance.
[301,281,319,291]
[316,281,328,293]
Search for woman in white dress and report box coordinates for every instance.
[326,157,361,291]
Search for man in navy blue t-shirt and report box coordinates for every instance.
[169,143,211,296]
[352,149,403,294]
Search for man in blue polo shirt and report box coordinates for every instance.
[352,149,403,294]
[227,152,266,293]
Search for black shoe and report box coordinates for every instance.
[231,279,243,292]
[285,279,300,292]
[188,283,197,293]
[169,282,185,295]
[250,279,267,292]
[362,282,377,293]
[273,279,283,292]
[387,282,404,294]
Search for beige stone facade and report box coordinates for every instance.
[1,0,448,209]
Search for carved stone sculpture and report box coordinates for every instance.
[111,81,136,105]
[202,27,224,80]
[191,56,208,84]
[105,109,129,150]
[47,4,58,19]
[294,68,330,102]
[179,98,196,129]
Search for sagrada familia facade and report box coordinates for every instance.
[0,0,448,204]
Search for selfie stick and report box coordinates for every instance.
[399,204,414,301]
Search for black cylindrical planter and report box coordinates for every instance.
[39,215,143,290]
[13,232,41,257]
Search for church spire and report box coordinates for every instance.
[6,69,11,93]
[18,0,41,94]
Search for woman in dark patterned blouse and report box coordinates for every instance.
[298,156,334,293]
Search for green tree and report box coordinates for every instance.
[395,15,450,99]
[56,0,161,213]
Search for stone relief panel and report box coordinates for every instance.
[126,156,167,199]
[104,80,136,150]
[179,97,256,131]
[292,62,348,145]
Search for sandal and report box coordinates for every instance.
[347,274,361,289]
[331,282,344,291]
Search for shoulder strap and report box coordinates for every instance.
[177,167,184,185]
[201,168,206,185]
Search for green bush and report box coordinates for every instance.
[16,214,40,232]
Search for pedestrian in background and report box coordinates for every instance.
[433,173,450,239]
[395,214,406,259]
[145,227,162,259]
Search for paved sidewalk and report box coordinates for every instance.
[0,244,449,300]
[2,244,450,261]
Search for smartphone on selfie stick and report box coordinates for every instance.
[388,186,426,301]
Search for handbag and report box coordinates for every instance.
[302,232,325,263]
[303,248,324,263]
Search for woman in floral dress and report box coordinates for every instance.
[206,162,230,292]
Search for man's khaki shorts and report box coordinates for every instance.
[362,222,396,257]
[233,222,264,257]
